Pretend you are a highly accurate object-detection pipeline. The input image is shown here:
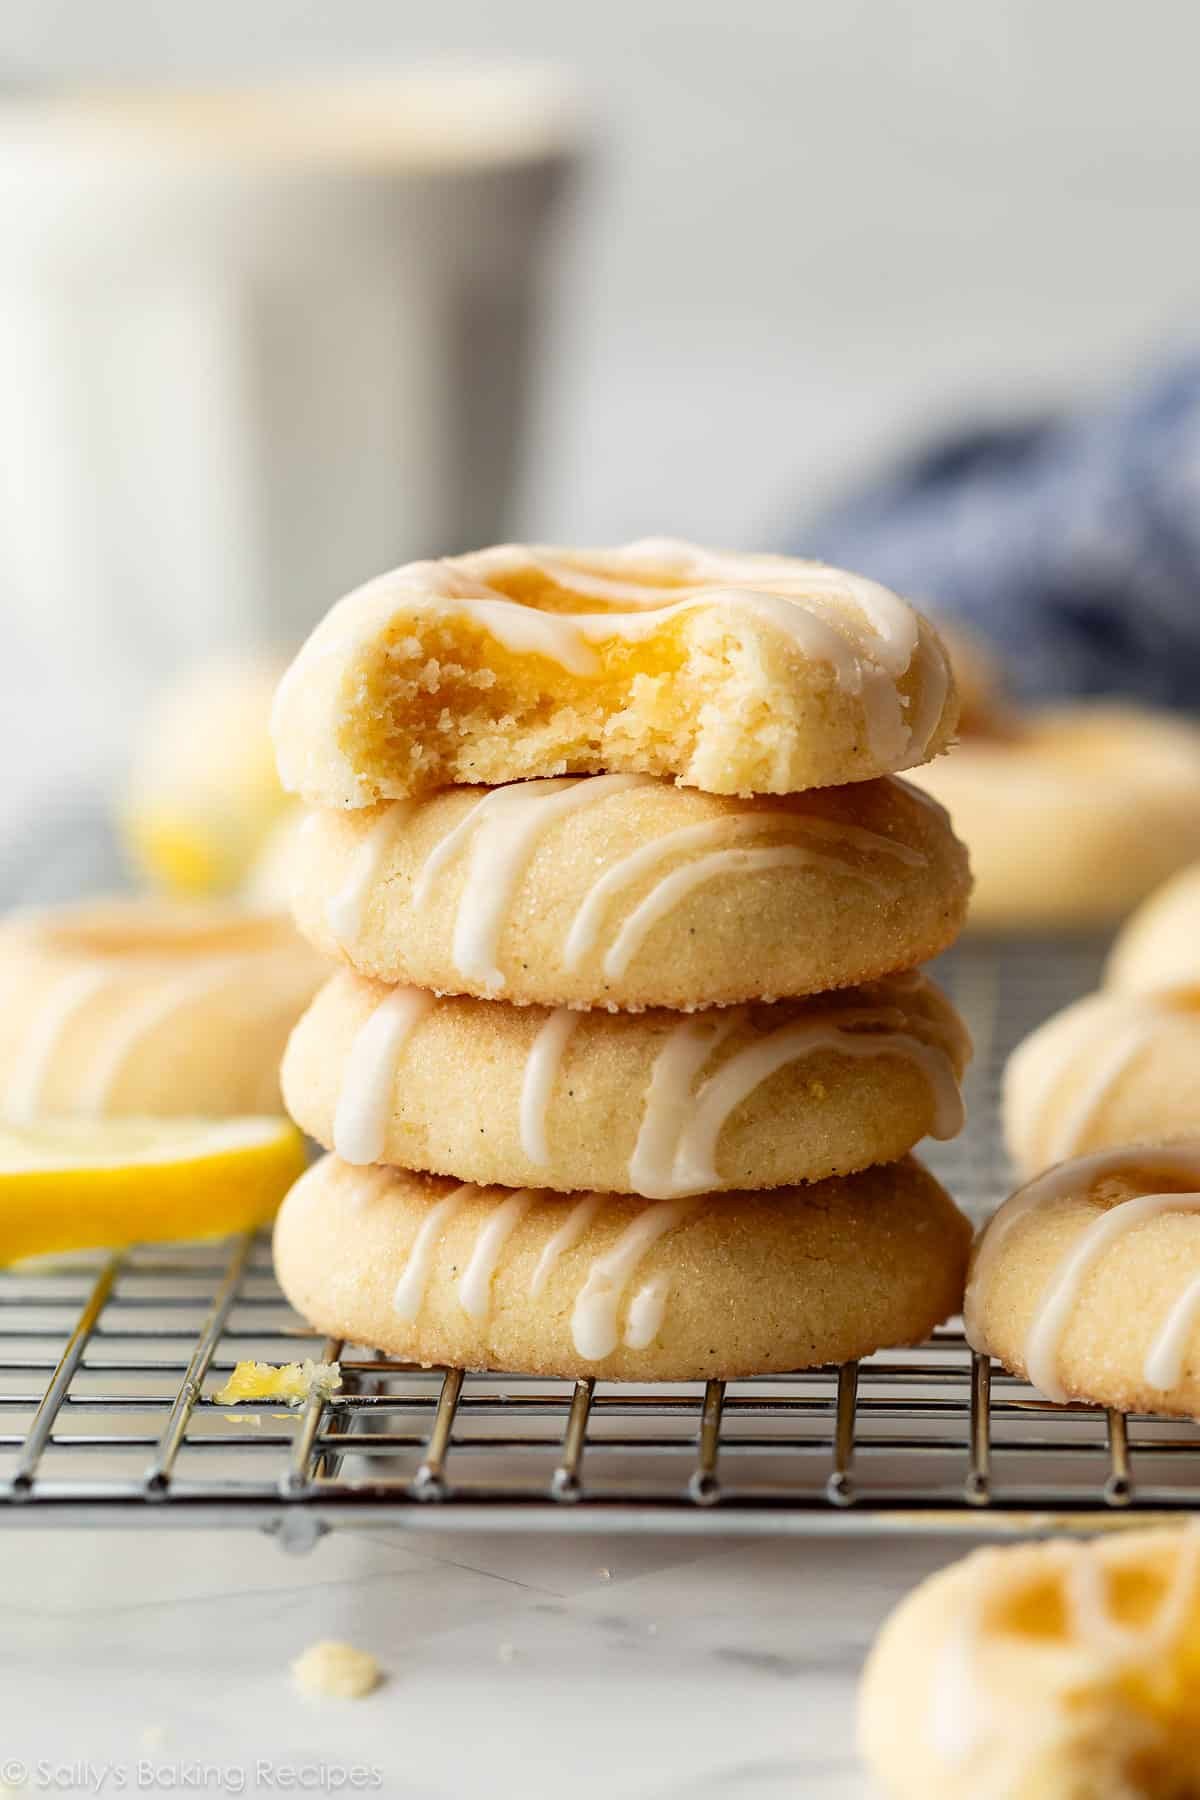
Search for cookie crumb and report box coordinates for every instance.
[292,1640,381,1700]
[214,1359,341,1408]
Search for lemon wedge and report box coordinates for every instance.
[0,1116,307,1263]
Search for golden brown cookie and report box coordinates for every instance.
[288,773,969,1008]
[271,539,957,803]
[860,1527,1200,1799]
[965,1141,1200,1416]
[273,1153,970,1380]
[0,897,324,1118]
[282,970,969,1196]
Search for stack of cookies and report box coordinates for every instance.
[271,540,974,1380]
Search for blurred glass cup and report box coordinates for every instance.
[0,68,581,738]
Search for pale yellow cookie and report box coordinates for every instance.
[282,969,969,1197]
[860,1527,1200,1799]
[0,897,325,1117]
[1108,862,1200,996]
[271,539,957,803]
[1005,985,1200,1179]
[273,1154,970,1380]
[909,704,1200,930]
[289,773,969,1008]
[965,1141,1200,1417]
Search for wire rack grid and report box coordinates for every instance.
[4,932,1198,1549]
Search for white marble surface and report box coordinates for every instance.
[0,1525,978,1797]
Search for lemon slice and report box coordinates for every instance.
[0,1116,308,1263]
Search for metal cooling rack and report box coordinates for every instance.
[4,933,1199,1547]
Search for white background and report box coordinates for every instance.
[7,0,1200,544]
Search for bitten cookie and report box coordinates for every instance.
[860,1527,1200,1799]
[272,539,957,803]
[1005,985,1200,1178]
[283,970,969,1197]
[0,897,324,1118]
[273,1154,970,1380]
[909,704,1200,930]
[289,772,969,1008]
[965,1142,1200,1417]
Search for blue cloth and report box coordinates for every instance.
[803,356,1200,708]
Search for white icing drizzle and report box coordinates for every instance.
[1046,1014,1159,1163]
[1006,995,1161,1170]
[602,848,848,982]
[392,1185,471,1320]
[528,1193,603,1298]
[628,1005,962,1199]
[963,1142,1200,1346]
[410,789,490,908]
[787,814,928,866]
[332,985,434,1165]
[326,805,411,943]
[674,1015,963,1193]
[528,554,684,606]
[903,622,950,760]
[412,774,650,991]
[561,811,919,976]
[4,965,118,1120]
[563,817,777,969]
[519,1009,580,1166]
[1144,1275,1200,1391]
[571,1196,704,1361]
[76,958,243,1114]
[1025,1190,1200,1402]
[457,1188,534,1321]
[623,1274,671,1350]
[928,1611,986,1765]
[627,1011,745,1198]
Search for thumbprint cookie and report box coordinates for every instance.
[272,539,957,804]
[965,1142,1200,1418]
[288,772,969,1009]
[860,1527,1200,1798]
[282,969,969,1197]
[0,897,324,1118]
[273,1153,970,1381]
